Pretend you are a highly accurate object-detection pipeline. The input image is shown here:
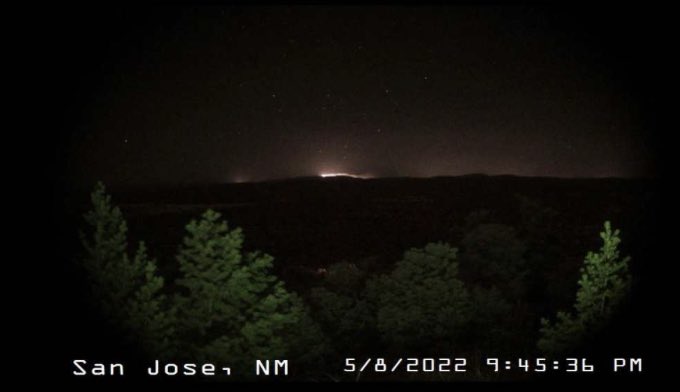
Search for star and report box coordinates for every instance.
[62,6,649,184]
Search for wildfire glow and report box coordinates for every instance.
[319,172,369,179]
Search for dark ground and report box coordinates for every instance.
[46,175,666,385]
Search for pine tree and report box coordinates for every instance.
[574,222,631,324]
[310,262,375,357]
[468,286,513,352]
[279,293,330,379]
[459,223,527,298]
[366,242,471,353]
[80,182,175,357]
[125,243,177,357]
[80,182,131,320]
[174,209,322,372]
[538,221,631,354]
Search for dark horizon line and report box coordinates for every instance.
[64,172,657,193]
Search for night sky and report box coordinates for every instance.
[52,4,663,186]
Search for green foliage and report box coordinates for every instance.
[80,182,130,318]
[125,243,177,357]
[366,243,471,353]
[459,223,527,298]
[575,222,631,323]
[538,311,585,354]
[538,221,631,354]
[174,209,325,373]
[309,262,375,355]
[80,182,175,357]
[467,286,514,351]
[515,195,565,309]
[174,209,245,341]
[320,261,366,296]
[277,294,330,378]
[516,194,559,242]
[463,209,494,231]
[78,182,638,380]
